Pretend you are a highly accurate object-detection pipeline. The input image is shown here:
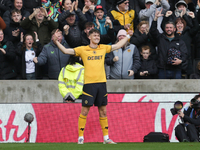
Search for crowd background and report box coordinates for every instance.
[0,0,200,80]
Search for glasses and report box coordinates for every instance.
[124,2,129,5]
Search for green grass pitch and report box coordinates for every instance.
[0,143,199,150]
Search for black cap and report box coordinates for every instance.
[94,5,104,12]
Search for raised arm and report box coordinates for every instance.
[53,30,75,55]
[111,36,130,51]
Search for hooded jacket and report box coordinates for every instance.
[58,62,84,100]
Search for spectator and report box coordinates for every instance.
[93,5,112,37]
[82,0,96,22]
[129,0,145,16]
[139,0,170,33]
[4,9,25,48]
[59,0,87,48]
[65,21,115,47]
[0,0,12,17]
[20,7,58,46]
[130,20,157,60]
[174,12,198,77]
[17,32,43,79]
[194,0,200,58]
[33,29,70,79]
[23,0,42,14]
[58,55,84,103]
[190,61,200,79]
[0,28,17,79]
[136,45,158,79]
[41,0,62,22]
[3,0,30,27]
[161,0,194,29]
[105,29,140,79]
[108,0,139,33]
[4,9,25,78]
[150,9,188,79]
[0,16,6,30]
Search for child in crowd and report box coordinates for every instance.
[136,45,158,79]
[17,32,43,79]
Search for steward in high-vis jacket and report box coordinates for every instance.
[58,56,84,102]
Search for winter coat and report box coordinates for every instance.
[20,16,58,46]
[130,28,157,60]
[23,0,41,14]
[17,41,43,79]
[0,40,17,79]
[0,0,12,17]
[136,58,158,79]
[37,39,70,79]
[58,62,84,100]
[107,6,139,33]
[150,20,188,70]
[105,43,141,79]
[3,7,30,27]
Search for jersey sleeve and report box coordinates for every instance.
[105,45,112,53]
[73,46,83,57]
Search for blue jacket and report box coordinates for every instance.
[93,15,110,35]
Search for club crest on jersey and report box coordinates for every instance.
[93,51,96,54]
[128,49,131,52]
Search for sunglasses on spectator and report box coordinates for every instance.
[124,2,129,5]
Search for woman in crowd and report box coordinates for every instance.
[17,32,43,79]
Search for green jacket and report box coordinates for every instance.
[20,17,58,46]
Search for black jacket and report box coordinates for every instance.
[136,58,158,79]
[0,0,12,17]
[3,7,30,27]
[150,20,188,70]
[17,41,43,79]
[23,0,41,14]
[130,28,157,60]
[0,39,17,79]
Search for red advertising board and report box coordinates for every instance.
[0,93,196,143]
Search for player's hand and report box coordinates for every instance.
[53,29,60,44]
[113,56,119,62]
[128,70,134,76]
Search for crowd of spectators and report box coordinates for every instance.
[0,0,200,80]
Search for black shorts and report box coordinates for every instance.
[82,82,108,107]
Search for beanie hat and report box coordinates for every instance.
[117,29,127,38]
[116,0,126,5]
[175,0,188,9]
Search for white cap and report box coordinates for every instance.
[145,0,155,3]
[175,0,188,9]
